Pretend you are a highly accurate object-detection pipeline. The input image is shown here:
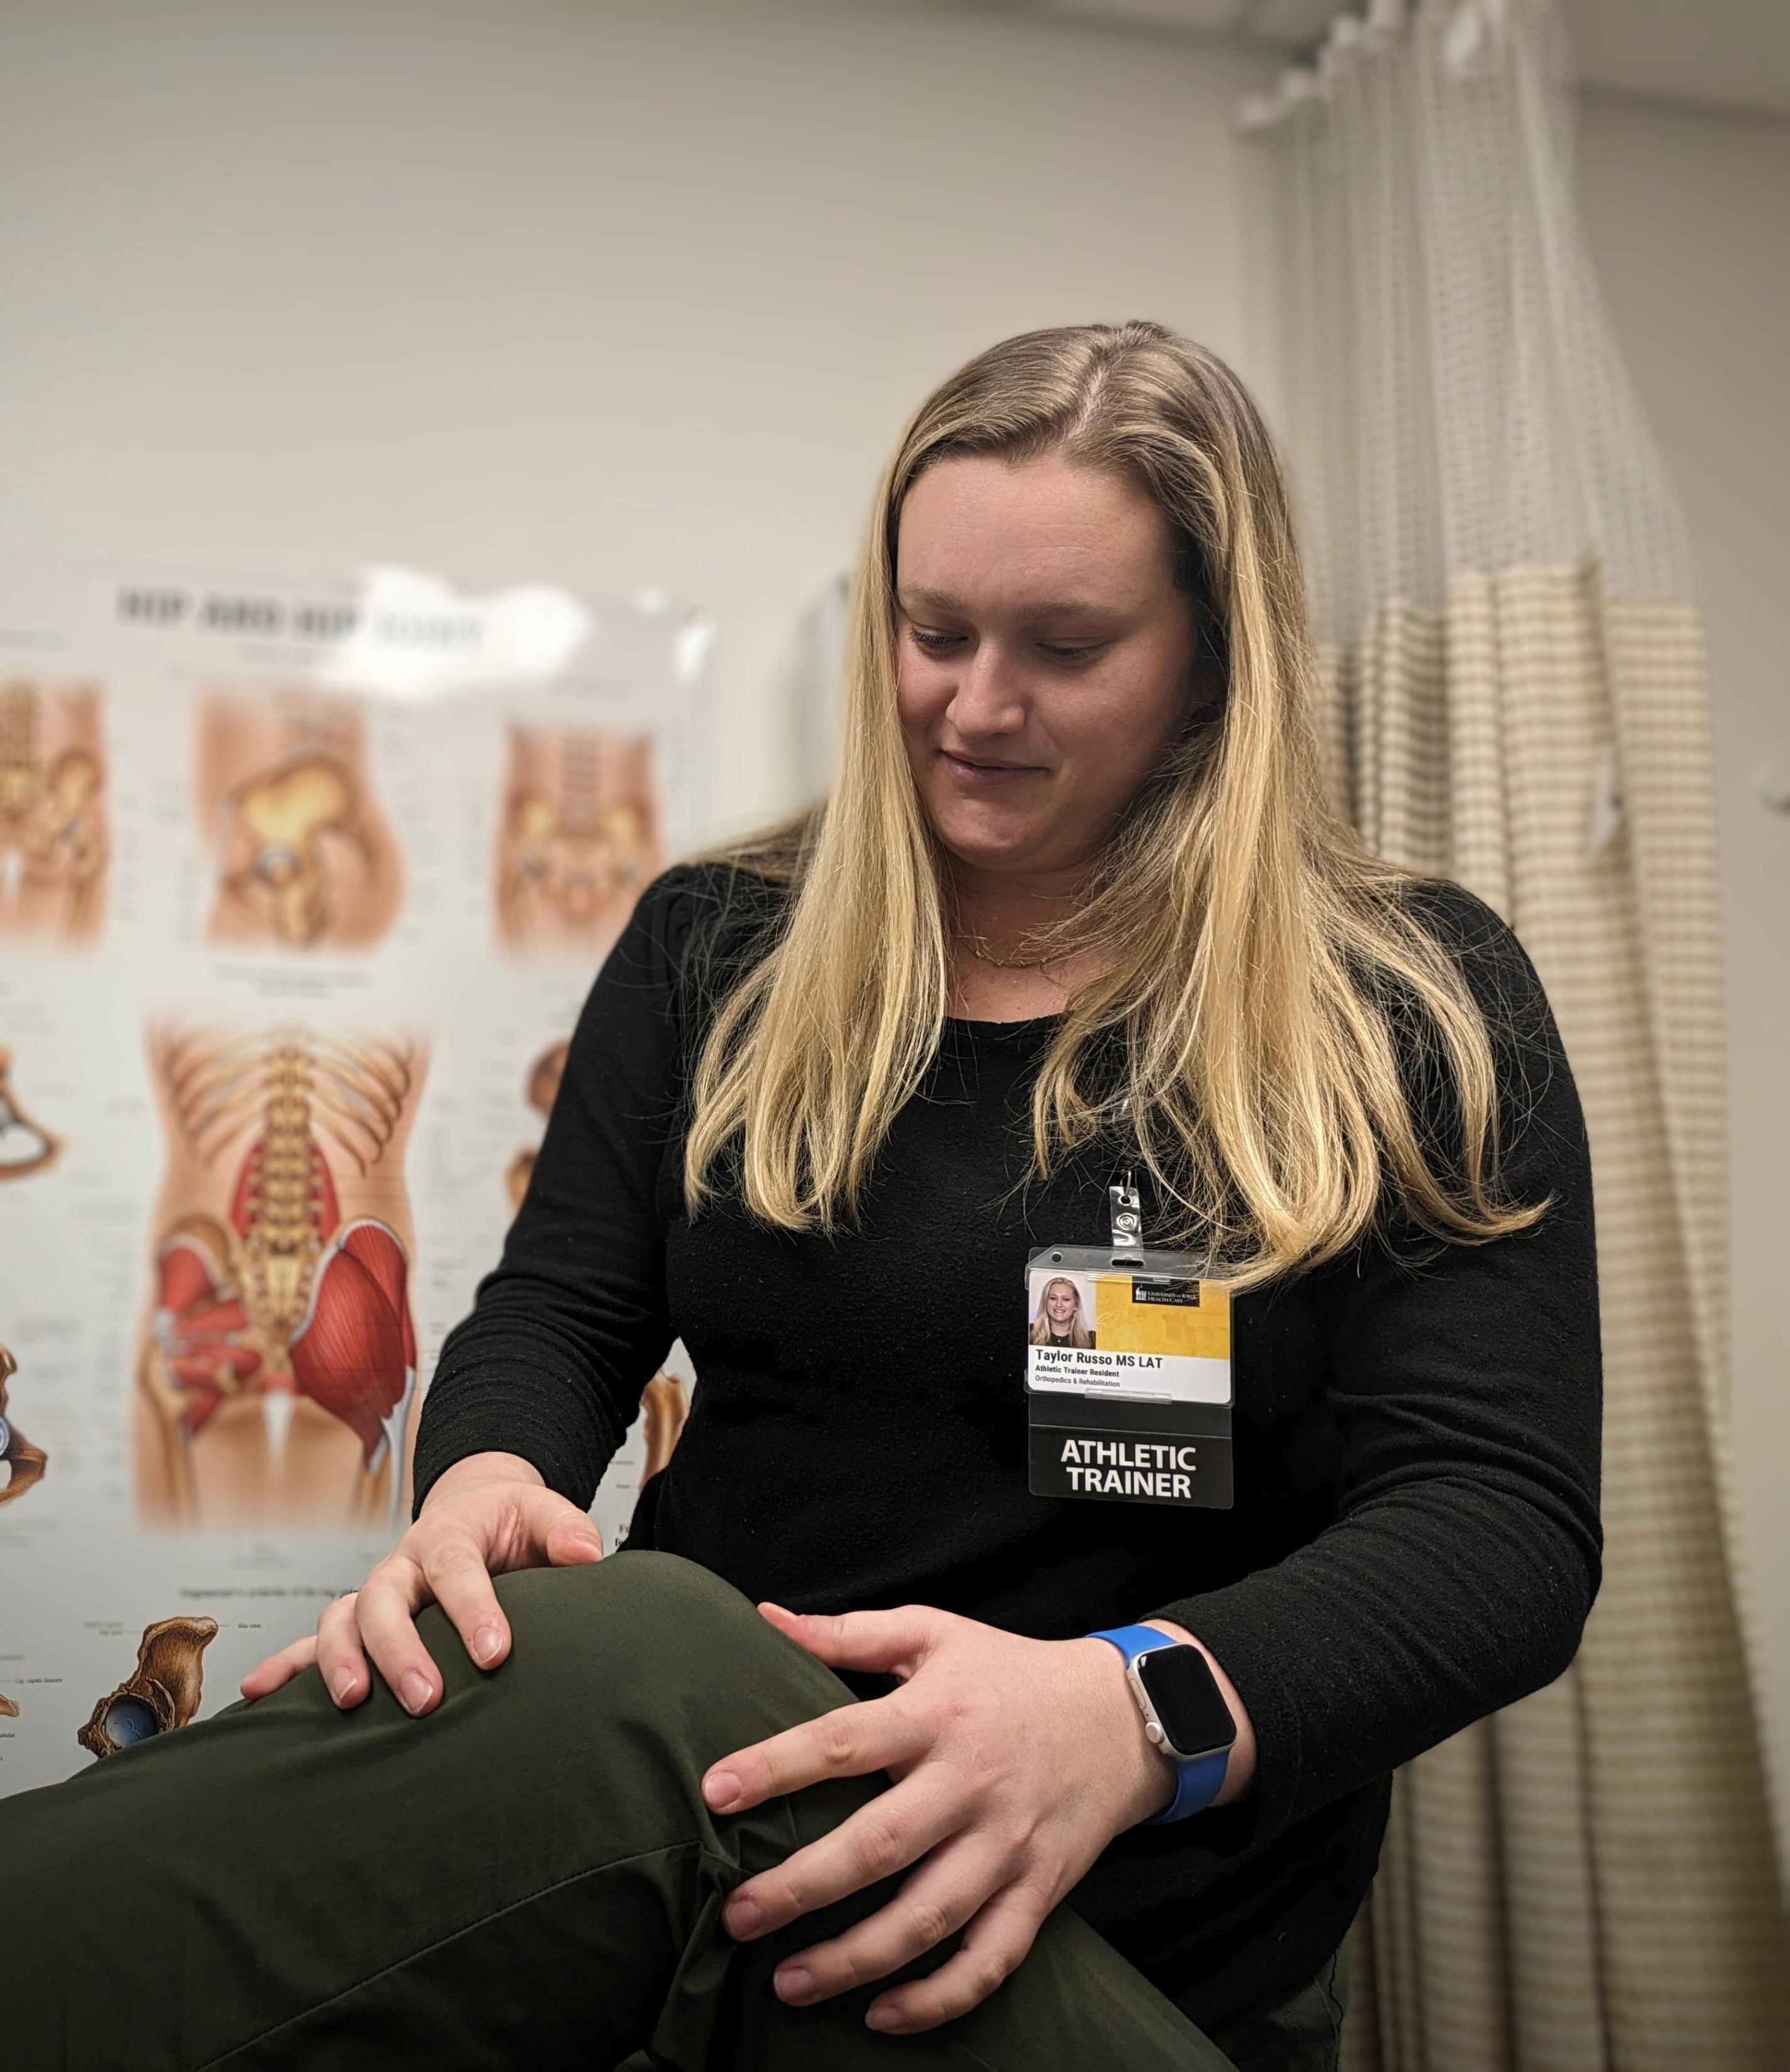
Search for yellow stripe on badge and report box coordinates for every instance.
[1093,1276,1231,1359]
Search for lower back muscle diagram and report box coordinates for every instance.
[136,1024,427,1529]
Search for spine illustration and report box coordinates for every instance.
[141,1030,418,1525]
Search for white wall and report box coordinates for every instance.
[1577,94,1790,1835]
[0,0,1272,832]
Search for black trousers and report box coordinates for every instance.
[4,1551,1342,2069]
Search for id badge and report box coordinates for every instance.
[1024,1242,1233,1508]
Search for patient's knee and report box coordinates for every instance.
[481,1552,780,1697]
[477,1552,848,1743]
[492,1549,758,1645]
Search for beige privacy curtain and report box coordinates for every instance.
[1241,3,1789,2066]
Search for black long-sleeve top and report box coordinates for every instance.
[413,862,1602,2034]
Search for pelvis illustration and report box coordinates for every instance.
[494,726,660,954]
[504,1039,687,1487]
[220,754,373,946]
[0,1343,48,1508]
[199,693,403,951]
[640,1373,688,1484]
[139,1025,425,1527]
[79,1616,217,1759]
[0,681,108,944]
[0,1046,61,1180]
[505,1037,569,1214]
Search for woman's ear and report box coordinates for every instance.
[1188,657,1228,714]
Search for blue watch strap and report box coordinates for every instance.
[1088,1624,1231,1824]
[1150,1746,1230,1823]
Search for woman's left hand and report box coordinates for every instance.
[701,1603,1253,2035]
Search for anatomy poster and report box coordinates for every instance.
[0,552,711,1794]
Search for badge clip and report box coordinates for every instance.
[1109,1171,1143,1259]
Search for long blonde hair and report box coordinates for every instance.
[685,322,1541,1287]
[1029,1277,1094,1350]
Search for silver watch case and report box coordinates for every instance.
[1124,1646,1234,1765]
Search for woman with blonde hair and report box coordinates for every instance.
[1029,1275,1094,1350]
[9,324,1599,2072]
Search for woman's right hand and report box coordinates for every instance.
[237,1451,605,1716]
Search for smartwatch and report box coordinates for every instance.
[1088,1624,1236,1823]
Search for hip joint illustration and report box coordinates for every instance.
[199,692,402,951]
[0,1343,48,1508]
[494,726,659,953]
[79,1617,217,1759]
[0,1046,61,1181]
[0,682,107,944]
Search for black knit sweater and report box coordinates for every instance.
[413,863,1602,2033]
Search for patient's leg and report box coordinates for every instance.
[3,1551,1227,2072]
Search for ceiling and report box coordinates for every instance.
[1013,0,1790,120]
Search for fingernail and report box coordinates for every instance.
[474,1625,503,1666]
[702,1769,740,1811]
[866,2005,904,2032]
[726,1894,761,1936]
[400,1671,433,1715]
[775,1965,812,2003]
[331,1669,359,1705]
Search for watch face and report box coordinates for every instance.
[1137,1647,1236,1758]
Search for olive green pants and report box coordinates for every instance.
[3,1552,1336,2070]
